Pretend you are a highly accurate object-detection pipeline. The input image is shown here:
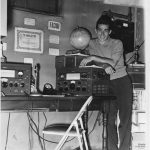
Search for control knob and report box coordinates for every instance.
[1,81,8,88]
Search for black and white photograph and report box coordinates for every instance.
[0,0,150,150]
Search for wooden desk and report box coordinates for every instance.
[1,95,90,112]
[1,95,115,111]
[1,95,115,150]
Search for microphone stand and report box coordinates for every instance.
[133,45,140,64]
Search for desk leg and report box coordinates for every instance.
[102,102,108,150]
[83,107,91,149]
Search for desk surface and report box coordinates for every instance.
[1,95,116,112]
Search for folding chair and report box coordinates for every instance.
[43,96,93,150]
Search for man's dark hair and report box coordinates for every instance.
[96,15,113,30]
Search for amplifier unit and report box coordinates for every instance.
[56,67,110,96]
[1,62,32,96]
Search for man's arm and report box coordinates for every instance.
[80,40,124,74]
[81,39,123,66]
[80,55,115,74]
[80,55,113,67]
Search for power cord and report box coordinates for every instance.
[42,112,47,150]
[27,112,59,144]
[5,113,10,150]
[26,110,101,150]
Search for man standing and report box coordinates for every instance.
[80,15,133,150]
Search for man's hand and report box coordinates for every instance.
[105,66,115,74]
[80,56,94,66]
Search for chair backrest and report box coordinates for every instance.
[72,96,93,123]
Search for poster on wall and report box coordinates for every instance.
[15,27,43,53]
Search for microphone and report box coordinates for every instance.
[31,63,42,95]
[34,63,40,75]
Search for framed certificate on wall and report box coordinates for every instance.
[15,27,44,53]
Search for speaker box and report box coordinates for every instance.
[111,19,134,54]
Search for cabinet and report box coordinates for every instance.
[127,64,146,150]
[127,64,145,89]
[132,89,146,150]
[8,0,62,15]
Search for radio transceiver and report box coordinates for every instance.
[55,55,111,96]
[56,67,110,96]
[1,62,32,96]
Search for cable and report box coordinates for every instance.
[88,111,102,135]
[88,111,93,121]
[26,110,100,149]
[37,112,44,150]
[28,120,33,150]
[42,112,47,150]
[28,112,46,150]
[27,112,58,144]
[43,112,47,126]
[27,111,93,145]
[5,113,10,150]
[40,112,76,148]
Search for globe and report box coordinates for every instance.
[70,27,91,50]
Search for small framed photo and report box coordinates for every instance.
[15,27,44,53]
[48,21,61,31]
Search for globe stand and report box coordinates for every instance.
[66,49,89,55]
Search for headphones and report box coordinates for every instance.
[43,83,56,95]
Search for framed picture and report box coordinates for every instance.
[15,27,44,53]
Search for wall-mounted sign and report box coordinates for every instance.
[49,35,59,44]
[48,21,61,31]
[15,27,43,53]
[49,48,59,56]
[24,18,36,26]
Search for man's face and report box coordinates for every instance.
[96,24,111,43]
